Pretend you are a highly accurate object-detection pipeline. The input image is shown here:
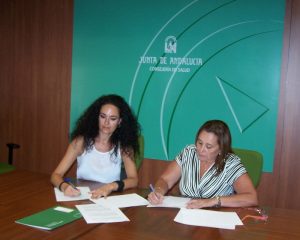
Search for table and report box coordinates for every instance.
[0,170,100,240]
[1,170,300,240]
[79,205,300,240]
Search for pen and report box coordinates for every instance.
[64,178,79,190]
[149,184,159,198]
[149,184,155,192]
[68,181,79,191]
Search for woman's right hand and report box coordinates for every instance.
[148,191,164,205]
[63,184,81,197]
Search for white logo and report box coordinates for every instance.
[164,36,177,54]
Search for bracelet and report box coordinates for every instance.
[114,180,124,192]
[58,181,67,192]
[214,196,221,208]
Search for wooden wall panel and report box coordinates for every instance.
[0,0,73,174]
[256,0,300,210]
[275,0,300,209]
[256,0,293,208]
[1,0,300,210]
[138,158,179,195]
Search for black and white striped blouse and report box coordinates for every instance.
[175,144,247,198]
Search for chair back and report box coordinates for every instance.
[0,162,15,175]
[135,135,144,170]
[233,148,263,187]
[120,135,144,180]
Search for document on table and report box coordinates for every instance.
[76,204,129,223]
[54,187,91,202]
[90,193,149,208]
[174,208,243,230]
[147,196,191,208]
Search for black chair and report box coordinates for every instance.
[0,143,20,174]
[7,143,20,165]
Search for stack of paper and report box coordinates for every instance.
[54,187,91,202]
[90,193,149,208]
[77,193,149,224]
[174,208,243,230]
[147,196,191,208]
[75,204,129,223]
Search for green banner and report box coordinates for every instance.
[72,0,285,172]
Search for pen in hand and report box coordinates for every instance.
[149,184,164,204]
[64,178,81,195]
[68,181,79,191]
[68,182,81,197]
[149,184,159,198]
[64,177,78,190]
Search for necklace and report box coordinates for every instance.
[94,138,113,152]
[200,162,213,178]
[200,160,214,172]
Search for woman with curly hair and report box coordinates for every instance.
[51,94,140,199]
[148,120,258,208]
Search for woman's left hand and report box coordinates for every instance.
[90,183,115,199]
[186,198,216,209]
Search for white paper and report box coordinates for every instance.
[147,196,191,208]
[76,204,129,223]
[54,206,74,213]
[90,193,149,208]
[174,208,243,230]
[54,187,91,202]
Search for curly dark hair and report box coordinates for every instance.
[71,94,141,158]
[195,120,233,174]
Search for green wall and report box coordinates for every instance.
[71,0,285,172]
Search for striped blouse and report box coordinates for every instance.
[175,144,247,198]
